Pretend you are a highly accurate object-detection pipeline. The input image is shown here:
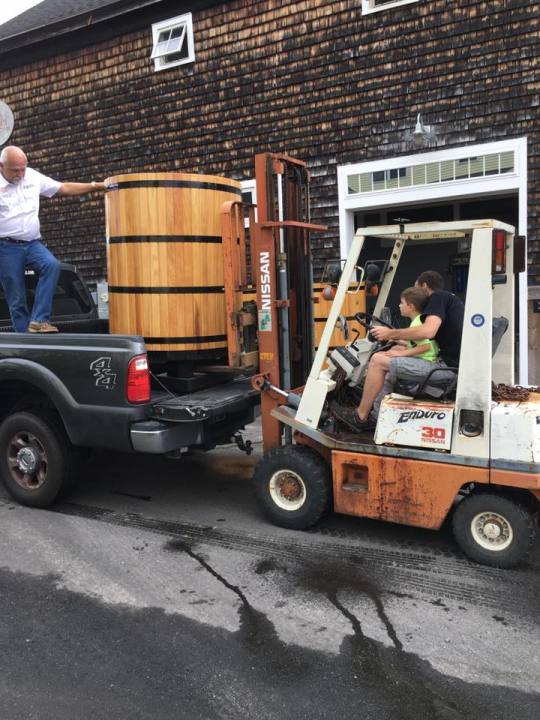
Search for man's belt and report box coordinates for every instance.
[0,237,32,244]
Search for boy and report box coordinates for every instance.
[333,286,439,432]
[383,286,439,363]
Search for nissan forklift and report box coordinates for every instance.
[252,219,540,568]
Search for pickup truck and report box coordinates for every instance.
[0,265,259,508]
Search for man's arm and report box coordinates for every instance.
[371,315,442,343]
[56,181,106,196]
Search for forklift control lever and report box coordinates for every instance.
[251,374,301,409]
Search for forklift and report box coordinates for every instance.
[252,219,540,568]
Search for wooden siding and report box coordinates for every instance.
[0,0,538,284]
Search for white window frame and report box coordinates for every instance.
[151,13,195,72]
[337,137,529,382]
[240,179,257,227]
[362,0,419,14]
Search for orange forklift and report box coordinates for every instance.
[241,162,539,568]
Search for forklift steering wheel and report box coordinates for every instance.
[354,311,394,345]
[354,312,394,331]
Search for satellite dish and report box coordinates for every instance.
[0,101,14,145]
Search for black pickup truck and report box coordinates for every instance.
[0,265,259,508]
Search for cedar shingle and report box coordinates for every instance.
[0,0,537,283]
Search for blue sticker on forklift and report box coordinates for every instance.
[258,310,272,332]
[471,313,485,327]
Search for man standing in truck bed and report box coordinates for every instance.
[0,145,106,333]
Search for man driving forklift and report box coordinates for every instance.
[332,270,464,431]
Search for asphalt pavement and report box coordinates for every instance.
[0,422,539,720]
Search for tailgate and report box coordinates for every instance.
[150,378,260,422]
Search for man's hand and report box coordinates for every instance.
[370,326,393,342]
[370,315,441,343]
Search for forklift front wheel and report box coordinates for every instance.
[254,445,332,530]
[452,492,537,568]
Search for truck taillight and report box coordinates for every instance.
[492,229,507,274]
[127,354,150,404]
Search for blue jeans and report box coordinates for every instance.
[0,239,61,332]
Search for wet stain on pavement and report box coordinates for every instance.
[387,589,416,600]
[247,555,497,720]
[164,538,315,682]
[161,539,539,720]
[430,598,451,612]
[132,541,149,552]
[253,558,280,575]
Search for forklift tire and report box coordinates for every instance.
[253,445,332,529]
[452,492,537,568]
[0,410,78,508]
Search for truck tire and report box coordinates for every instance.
[452,492,537,568]
[254,445,332,529]
[0,410,78,508]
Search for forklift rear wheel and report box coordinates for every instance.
[254,445,332,529]
[0,410,78,508]
[452,492,536,568]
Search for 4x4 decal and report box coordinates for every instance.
[90,356,117,390]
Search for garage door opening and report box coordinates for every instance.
[353,195,518,322]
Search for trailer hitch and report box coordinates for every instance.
[233,433,253,455]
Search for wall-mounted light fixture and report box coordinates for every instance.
[412,113,437,145]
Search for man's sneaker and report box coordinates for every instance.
[331,403,375,432]
[28,321,59,333]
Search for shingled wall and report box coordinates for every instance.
[0,0,538,285]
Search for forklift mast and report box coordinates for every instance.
[220,153,326,449]
[250,153,326,448]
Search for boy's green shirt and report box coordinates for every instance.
[407,314,439,362]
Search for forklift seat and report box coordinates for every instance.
[393,316,508,401]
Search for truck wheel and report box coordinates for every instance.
[253,445,332,529]
[0,411,77,508]
[452,492,537,568]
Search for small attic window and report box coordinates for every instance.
[151,13,195,71]
[362,0,419,14]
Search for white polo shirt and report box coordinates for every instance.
[0,167,61,242]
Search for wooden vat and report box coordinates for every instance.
[313,283,366,350]
[106,172,241,354]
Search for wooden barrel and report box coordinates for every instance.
[105,172,242,354]
[313,283,366,350]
